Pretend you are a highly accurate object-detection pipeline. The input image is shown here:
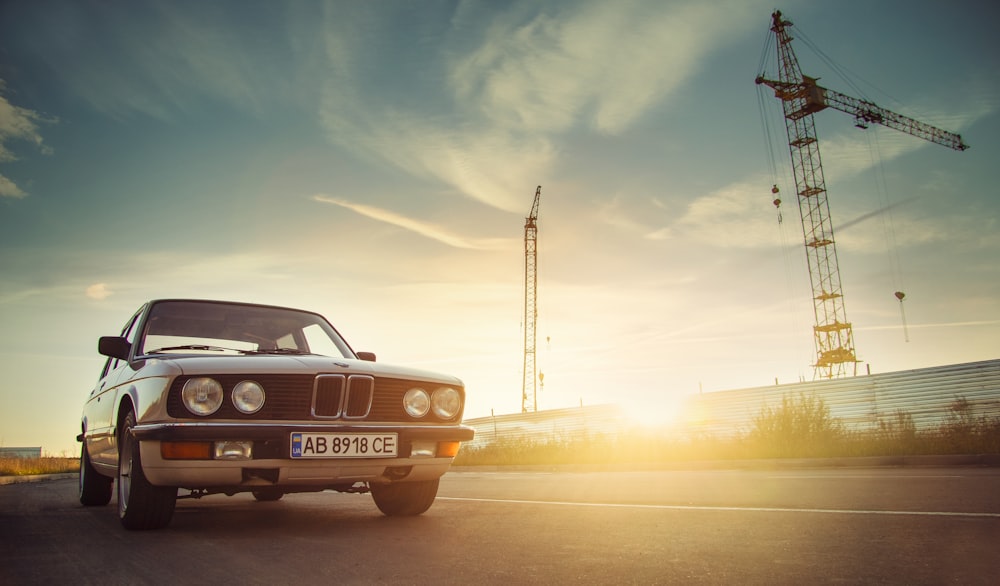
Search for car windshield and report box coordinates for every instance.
[136,300,354,359]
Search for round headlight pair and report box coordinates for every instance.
[181,378,265,416]
[403,387,462,419]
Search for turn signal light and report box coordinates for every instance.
[437,441,461,458]
[161,441,212,460]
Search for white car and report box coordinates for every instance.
[78,299,473,530]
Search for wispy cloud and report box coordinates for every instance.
[85,283,113,300]
[26,2,292,121]
[0,175,26,199]
[316,0,766,212]
[859,319,1000,332]
[786,89,989,186]
[632,178,779,248]
[313,194,513,250]
[451,0,759,135]
[0,80,55,198]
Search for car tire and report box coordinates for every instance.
[370,478,439,516]
[79,443,112,506]
[251,488,284,502]
[118,410,177,530]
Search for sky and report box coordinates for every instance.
[1,0,998,455]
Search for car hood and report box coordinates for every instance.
[125,354,463,386]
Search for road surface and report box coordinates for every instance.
[2,467,999,584]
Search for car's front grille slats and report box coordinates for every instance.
[166,374,462,423]
[344,376,374,418]
[313,375,345,418]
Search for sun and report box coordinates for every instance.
[617,393,686,433]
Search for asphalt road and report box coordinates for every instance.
[2,467,999,585]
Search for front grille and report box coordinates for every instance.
[313,375,345,417]
[344,376,374,418]
[166,374,463,423]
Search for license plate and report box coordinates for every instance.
[290,432,398,458]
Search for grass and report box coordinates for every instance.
[5,397,996,474]
[454,395,1000,467]
[0,457,79,477]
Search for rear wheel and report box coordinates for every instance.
[118,410,177,530]
[79,443,112,506]
[370,478,439,516]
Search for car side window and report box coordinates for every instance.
[104,310,142,375]
[99,356,115,380]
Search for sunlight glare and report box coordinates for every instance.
[617,393,686,433]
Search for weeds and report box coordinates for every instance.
[455,394,1000,466]
[5,396,998,473]
[0,457,79,477]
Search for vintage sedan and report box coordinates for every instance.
[78,299,474,530]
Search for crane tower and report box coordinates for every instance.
[522,186,541,413]
[755,10,967,379]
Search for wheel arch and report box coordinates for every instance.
[115,394,137,441]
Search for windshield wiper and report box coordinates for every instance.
[247,348,314,355]
[147,344,235,353]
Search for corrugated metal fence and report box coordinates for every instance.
[463,359,1000,447]
[0,447,43,459]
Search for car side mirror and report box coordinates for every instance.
[356,351,376,362]
[98,336,131,360]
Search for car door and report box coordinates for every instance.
[85,308,143,469]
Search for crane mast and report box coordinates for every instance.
[522,186,541,412]
[755,10,967,379]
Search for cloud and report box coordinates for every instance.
[0,174,27,199]
[859,319,1000,332]
[318,96,554,213]
[0,80,55,198]
[85,283,112,300]
[451,0,758,135]
[786,90,990,186]
[21,3,293,121]
[316,0,764,212]
[630,178,779,248]
[312,194,512,250]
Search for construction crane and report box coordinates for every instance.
[522,186,541,413]
[755,10,967,379]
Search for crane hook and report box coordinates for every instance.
[771,187,783,224]
[894,291,909,342]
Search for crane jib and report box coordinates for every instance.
[756,9,967,380]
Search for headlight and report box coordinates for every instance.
[431,387,462,419]
[181,378,223,416]
[403,388,430,418]
[232,380,265,414]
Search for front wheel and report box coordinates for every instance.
[370,478,440,516]
[79,443,112,506]
[118,411,177,530]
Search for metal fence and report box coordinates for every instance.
[0,447,43,459]
[463,359,1000,446]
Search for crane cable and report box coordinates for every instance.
[797,21,913,343]
[865,128,911,342]
[755,19,812,372]
[755,23,782,223]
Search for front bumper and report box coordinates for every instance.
[131,422,474,490]
[131,421,474,443]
